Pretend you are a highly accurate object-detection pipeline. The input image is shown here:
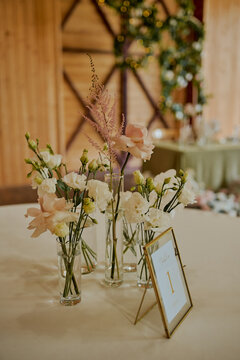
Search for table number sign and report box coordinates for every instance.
[134,227,193,338]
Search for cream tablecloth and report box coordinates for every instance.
[0,204,240,360]
[143,141,240,190]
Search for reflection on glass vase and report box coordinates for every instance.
[123,217,137,272]
[104,173,124,287]
[136,223,157,289]
[81,226,97,274]
[105,217,123,286]
[57,240,81,305]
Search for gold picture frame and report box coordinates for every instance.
[141,227,193,338]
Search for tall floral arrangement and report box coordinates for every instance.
[24,134,111,303]
[83,56,154,285]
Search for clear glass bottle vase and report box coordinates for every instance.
[57,239,81,305]
[104,173,124,287]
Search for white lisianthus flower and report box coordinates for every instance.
[87,179,112,212]
[37,178,57,197]
[62,172,86,191]
[178,179,196,206]
[154,169,176,192]
[124,192,149,224]
[40,151,62,169]
[144,208,171,230]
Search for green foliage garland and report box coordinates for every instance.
[101,0,206,121]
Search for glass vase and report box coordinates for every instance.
[104,173,124,287]
[57,239,81,305]
[123,217,137,272]
[81,226,97,274]
[136,224,155,289]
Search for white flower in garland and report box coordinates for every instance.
[177,76,188,88]
[164,70,175,81]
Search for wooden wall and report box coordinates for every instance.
[61,0,178,171]
[203,0,240,137]
[0,0,63,187]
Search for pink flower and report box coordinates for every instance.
[25,194,77,238]
[113,124,154,161]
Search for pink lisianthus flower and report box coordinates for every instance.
[113,124,154,161]
[25,193,77,238]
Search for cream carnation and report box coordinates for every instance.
[124,192,149,224]
[63,172,86,191]
[87,179,112,212]
[144,208,171,230]
[178,179,196,206]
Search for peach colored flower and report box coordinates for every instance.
[25,194,77,238]
[113,124,154,161]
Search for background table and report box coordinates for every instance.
[143,141,240,190]
[0,204,240,360]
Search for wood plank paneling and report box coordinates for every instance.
[0,0,63,187]
[203,0,240,137]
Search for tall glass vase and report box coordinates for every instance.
[104,173,124,287]
[57,239,81,305]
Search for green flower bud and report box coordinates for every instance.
[25,132,30,141]
[133,170,145,185]
[80,149,89,165]
[146,177,155,192]
[130,186,136,192]
[88,159,98,172]
[83,198,95,214]
[164,177,171,184]
[103,143,108,151]
[25,158,33,164]
[92,218,98,224]
[179,169,184,177]
[28,140,37,151]
[137,185,143,194]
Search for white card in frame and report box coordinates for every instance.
[143,227,193,338]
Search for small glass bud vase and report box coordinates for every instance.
[123,217,137,273]
[104,173,124,287]
[57,239,81,305]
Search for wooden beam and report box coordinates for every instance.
[157,0,170,17]
[61,0,81,29]
[63,47,113,55]
[90,0,116,38]
[132,70,169,128]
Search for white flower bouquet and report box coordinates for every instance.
[121,169,196,287]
